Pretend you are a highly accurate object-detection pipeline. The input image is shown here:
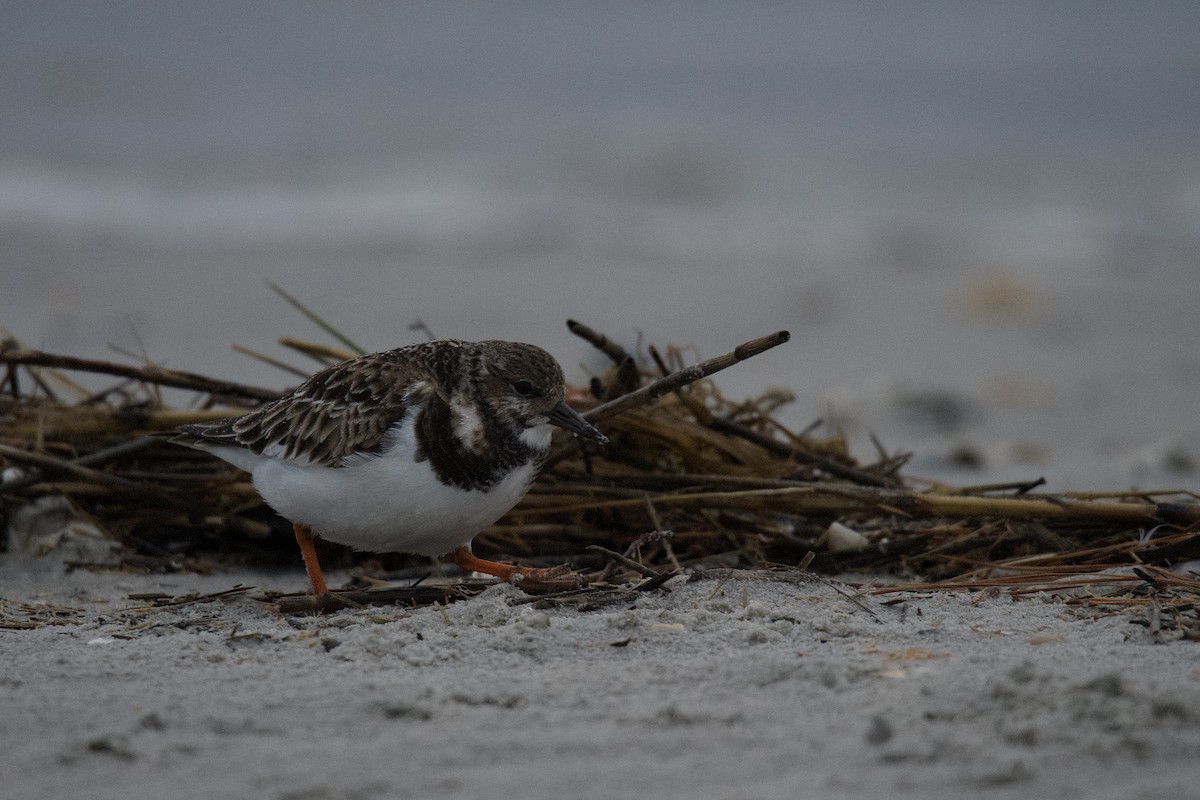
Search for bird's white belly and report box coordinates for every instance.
[248,443,539,558]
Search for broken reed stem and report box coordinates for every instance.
[582,329,791,425]
[2,408,245,439]
[230,344,310,379]
[522,484,1200,526]
[126,585,255,608]
[267,281,367,356]
[274,582,502,613]
[0,348,279,402]
[0,442,156,494]
[0,436,160,492]
[277,338,358,365]
[633,570,679,591]
[871,564,1200,599]
[707,416,887,487]
[586,544,661,578]
[937,478,1048,496]
[567,319,632,364]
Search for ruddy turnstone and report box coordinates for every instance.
[173,339,606,594]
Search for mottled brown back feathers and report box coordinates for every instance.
[174,340,569,490]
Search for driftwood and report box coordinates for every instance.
[272,583,490,614]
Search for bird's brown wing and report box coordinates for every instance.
[175,351,431,467]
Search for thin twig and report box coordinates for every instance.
[802,572,883,622]
[127,585,254,608]
[408,320,437,341]
[0,348,279,402]
[938,477,1048,496]
[0,442,159,495]
[708,416,887,487]
[277,337,357,366]
[267,282,366,356]
[0,436,160,492]
[586,545,661,578]
[273,583,488,614]
[231,344,310,379]
[521,484,1200,526]
[567,319,631,364]
[594,526,675,584]
[582,330,791,425]
[634,570,678,591]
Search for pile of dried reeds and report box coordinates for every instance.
[2,301,1199,618]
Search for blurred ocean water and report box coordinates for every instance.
[2,1,1198,489]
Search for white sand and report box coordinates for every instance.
[3,556,1198,800]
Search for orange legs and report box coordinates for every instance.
[292,523,329,595]
[291,533,569,596]
[444,546,567,583]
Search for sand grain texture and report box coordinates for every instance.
[2,560,1198,800]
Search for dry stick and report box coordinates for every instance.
[408,319,437,341]
[12,362,64,404]
[1,363,17,396]
[582,330,791,426]
[647,344,671,377]
[633,570,679,592]
[802,572,882,622]
[0,442,156,494]
[586,545,661,578]
[593,514,675,583]
[128,585,254,608]
[644,496,683,572]
[567,319,631,364]
[277,337,358,366]
[865,432,912,478]
[0,349,279,402]
[1,331,86,403]
[569,320,640,400]
[545,328,791,468]
[870,567,1189,598]
[267,281,367,356]
[707,416,887,487]
[593,543,622,585]
[646,342,714,425]
[522,485,1200,526]
[0,436,160,492]
[108,343,163,407]
[275,584,488,614]
[231,344,310,379]
[1071,489,1200,501]
[276,593,365,614]
[3,407,244,439]
[79,377,138,406]
[543,472,829,493]
[937,478,1048,496]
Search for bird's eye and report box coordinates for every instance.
[512,380,535,397]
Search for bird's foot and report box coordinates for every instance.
[445,547,586,593]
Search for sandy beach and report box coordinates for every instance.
[3,550,1199,800]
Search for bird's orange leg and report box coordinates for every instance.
[445,546,568,582]
[292,523,329,595]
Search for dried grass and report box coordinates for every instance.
[2,312,1198,617]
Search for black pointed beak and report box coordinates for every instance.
[548,401,608,444]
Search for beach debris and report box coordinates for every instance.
[2,305,1199,617]
[820,521,870,553]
